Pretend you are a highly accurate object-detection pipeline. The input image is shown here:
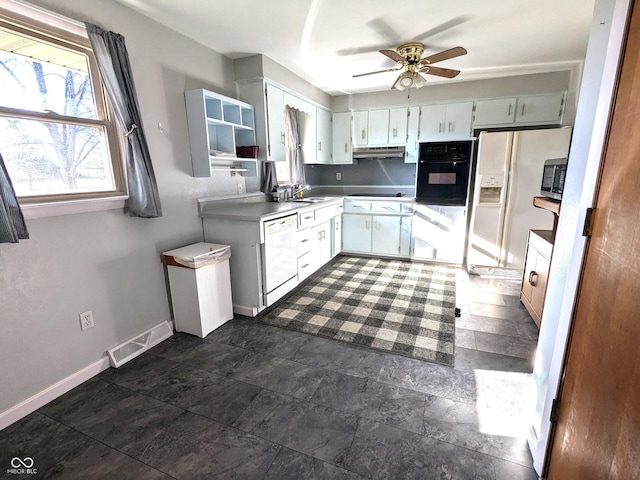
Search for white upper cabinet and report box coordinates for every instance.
[184,88,257,176]
[265,83,286,161]
[405,106,420,163]
[352,110,369,147]
[473,97,517,126]
[236,80,286,162]
[352,107,408,147]
[301,106,332,165]
[332,111,352,164]
[515,92,565,124]
[419,102,473,140]
[367,109,390,145]
[388,107,408,145]
[473,92,566,127]
[316,107,332,164]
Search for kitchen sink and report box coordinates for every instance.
[288,196,336,204]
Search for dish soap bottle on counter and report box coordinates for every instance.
[271,187,279,202]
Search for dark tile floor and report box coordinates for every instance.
[0,266,540,479]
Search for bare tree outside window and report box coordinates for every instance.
[0,25,121,201]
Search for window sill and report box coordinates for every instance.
[21,196,127,219]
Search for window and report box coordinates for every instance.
[0,3,124,206]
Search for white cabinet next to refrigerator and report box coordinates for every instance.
[412,205,467,264]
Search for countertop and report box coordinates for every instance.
[199,194,343,222]
[199,192,416,222]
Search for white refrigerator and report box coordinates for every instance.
[467,127,572,272]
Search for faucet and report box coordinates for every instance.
[292,184,310,198]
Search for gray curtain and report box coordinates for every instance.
[86,23,162,218]
[284,106,306,186]
[261,162,278,194]
[0,153,28,243]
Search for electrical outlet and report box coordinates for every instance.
[237,183,244,194]
[79,310,94,331]
[336,172,342,181]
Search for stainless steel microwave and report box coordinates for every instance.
[540,158,568,200]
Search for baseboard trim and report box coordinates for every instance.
[233,304,261,317]
[0,356,111,431]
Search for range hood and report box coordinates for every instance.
[352,146,406,159]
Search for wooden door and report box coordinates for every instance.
[546,3,640,479]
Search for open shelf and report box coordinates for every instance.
[185,89,258,177]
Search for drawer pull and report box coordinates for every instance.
[300,239,309,243]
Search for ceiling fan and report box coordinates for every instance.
[353,42,467,90]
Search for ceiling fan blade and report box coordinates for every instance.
[379,49,407,64]
[419,46,467,65]
[353,66,403,78]
[419,65,461,78]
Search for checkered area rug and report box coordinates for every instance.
[260,256,457,366]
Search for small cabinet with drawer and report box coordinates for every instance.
[520,229,553,328]
[296,200,342,281]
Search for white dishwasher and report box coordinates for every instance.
[262,214,298,302]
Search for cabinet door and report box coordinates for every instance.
[473,98,517,126]
[371,215,401,255]
[367,109,390,146]
[445,101,473,137]
[515,92,565,124]
[434,206,466,263]
[301,109,317,165]
[265,83,285,161]
[530,251,550,320]
[405,106,420,163]
[342,214,372,253]
[399,216,411,257]
[419,104,447,139]
[317,220,332,264]
[388,107,408,145]
[316,107,332,164]
[332,112,352,164]
[332,215,342,257]
[352,110,369,147]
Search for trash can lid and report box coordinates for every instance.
[162,242,229,262]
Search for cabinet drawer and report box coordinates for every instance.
[344,199,371,212]
[371,201,402,213]
[529,230,553,258]
[297,251,314,281]
[315,204,339,223]
[297,228,312,256]
[298,209,315,228]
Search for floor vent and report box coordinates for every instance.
[107,321,173,368]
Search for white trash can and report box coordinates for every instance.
[163,242,233,338]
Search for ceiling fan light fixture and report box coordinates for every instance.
[392,71,427,91]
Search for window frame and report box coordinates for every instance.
[0,4,126,212]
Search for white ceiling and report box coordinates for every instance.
[113,0,596,96]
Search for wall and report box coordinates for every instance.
[233,54,332,108]
[305,158,416,196]
[528,0,631,473]
[0,0,243,414]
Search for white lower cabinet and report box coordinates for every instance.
[343,213,411,257]
[310,221,332,267]
[371,215,403,255]
[296,201,341,281]
[411,205,467,263]
[342,214,372,253]
[342,199,412,257]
